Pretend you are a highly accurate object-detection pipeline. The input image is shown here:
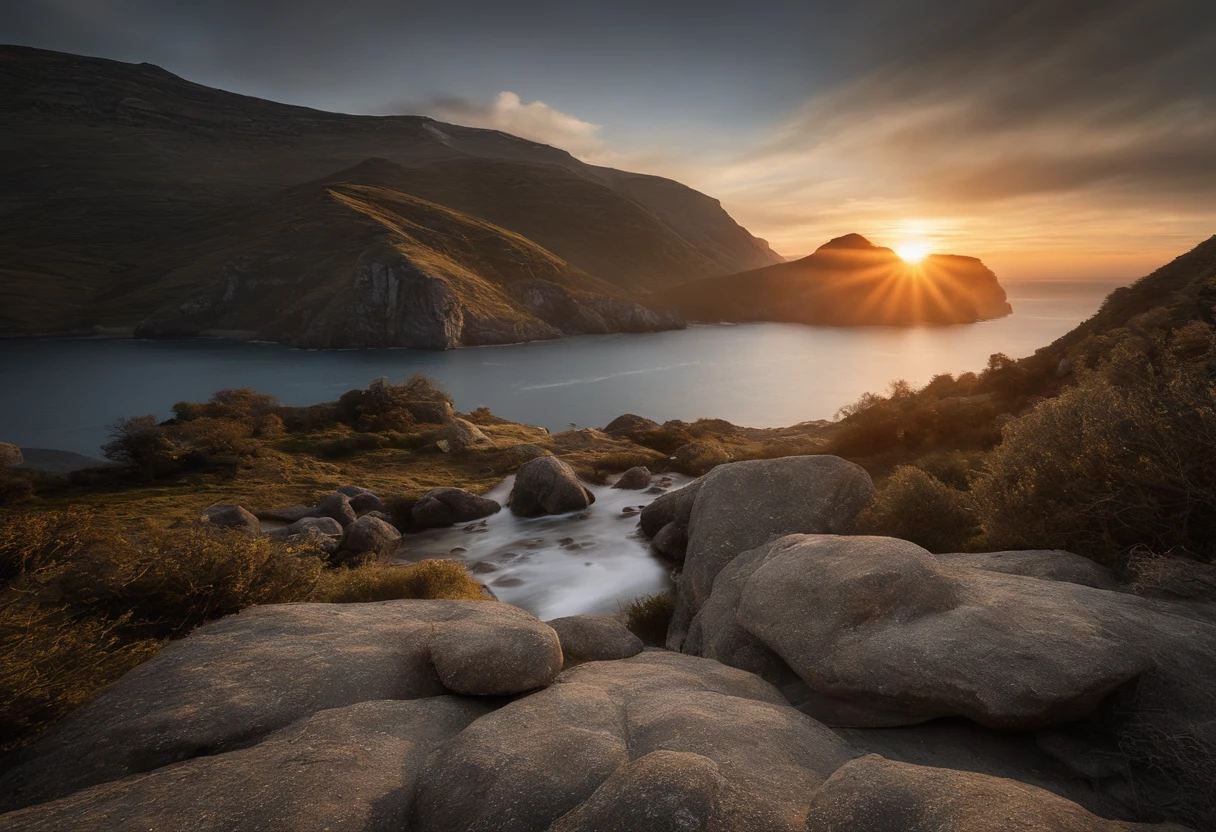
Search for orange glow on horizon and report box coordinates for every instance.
[896,240,931,263]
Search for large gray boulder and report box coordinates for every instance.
[0,698,490,832]
[340,514,402,556]
[507,455,595,516]
[412,487,501,530]
[0,601,562,811]
[802,755,1172,832]
[685,534,1216,730]
[199,504,259,536]
[544,615,643,663]
[664,455,875,649]
[410,651,855,832]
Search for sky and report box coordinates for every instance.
[3,0,1215,280]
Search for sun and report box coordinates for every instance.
[896,240,931,264]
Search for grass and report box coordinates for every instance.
[623,592,675,647]
[310,559,487,603]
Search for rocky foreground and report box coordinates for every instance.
[1,455,1212,830]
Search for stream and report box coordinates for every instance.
[394,474,692,620]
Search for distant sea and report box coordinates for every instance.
[0,279,1124,457]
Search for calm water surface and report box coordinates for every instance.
[0,281,1121,456]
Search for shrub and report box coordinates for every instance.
[0,594,161,750]
[972,353,1216,567]
[851,466,978,553]
[101,416,183,476]
[623,591,675,646]
[310,559,486,603]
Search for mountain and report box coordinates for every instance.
[0,46,781,344]
[130,160,680,348]
[649,233,1013,326]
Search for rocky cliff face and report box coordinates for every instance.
[650,233,1013,327]
[0,46,778,340]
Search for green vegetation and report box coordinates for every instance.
[851,466,978,554]
[623,592,675,647]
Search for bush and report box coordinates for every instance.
[972,352,1216,567]
[623,591,675,646]
[0,595,161,750]
[310,559,487,603]
[851,466,978,553]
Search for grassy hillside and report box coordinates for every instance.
[0,46,780,336]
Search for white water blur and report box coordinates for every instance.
[394,474,691,620]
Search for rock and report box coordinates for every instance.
[937,549,1122,591]
[602,414,658,438]
[685,534,1216,730]
[651,521,688,560]
[340,514,401,556]
[0,601,562,811]
[639,478,703,538]
[668,455,875,649]
[412,487,501,530]
[1057,357,1076,378]
[405,400,455,424]
[1132,555,1216,602]
[610,466,652,490]
[255,504,316,523]
[199,504,259,535]
[507,455,595,516]
[0,698,490,832]
[313,492,357,527]
[0,441,23,467]
[265,516,344,554]
[670,439,731,475]
[336,484,373,498]
[802,755,1167,832]
[347,491,384,514]
[441,418,490,452]
[409,651,855,832]
[544,615,644,663]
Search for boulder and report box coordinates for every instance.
[199,504,259,536]
[602,413,658,438]
[670,439,731,475]
[340,515,401,556]
[265,516,344,554]
[667,455,875,649]
[0,441,23,467]
[412,487,501,530]
[0,698,490,832]
[507,455,595,517]
[937,549,1122,591]
[651,521,688,561]
[685,534,1216,730]
[610,466,652,490]
[0,601,562,810]
[802,755,1170,832]
[544,615,643,663]
[440,418,490,452]
[313,492,357,527]
[409,651,855,832]
[405,400,455,424]
[346,490,385,514]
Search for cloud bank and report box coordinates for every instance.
[422,92,609,161]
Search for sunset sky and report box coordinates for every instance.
[4,0,1214,280]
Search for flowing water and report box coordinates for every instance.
[396,474,692,620]
[0,280,1121,458]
